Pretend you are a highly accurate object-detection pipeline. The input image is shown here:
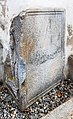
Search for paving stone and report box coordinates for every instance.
[41,98,73,119]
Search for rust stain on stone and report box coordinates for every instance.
[4,56,14,81]
[22,34,35,63]
[4,65,13,80]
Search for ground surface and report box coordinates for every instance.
[0,79,73,119]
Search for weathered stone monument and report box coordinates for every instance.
[5,9,65,110]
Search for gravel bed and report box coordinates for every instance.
[0,79,73,119]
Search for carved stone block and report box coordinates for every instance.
[7,9,65,110]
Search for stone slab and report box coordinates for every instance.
[9,9,66,109]
[41,98,73,119]
[22,9,65,101]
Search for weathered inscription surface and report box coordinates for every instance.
[23,9,65,101]
[9,9,65,108]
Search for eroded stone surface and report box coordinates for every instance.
[23,9,65,101]
[7,9,66,109]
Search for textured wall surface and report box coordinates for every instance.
[0,44,3,81]
[0,0,8,81]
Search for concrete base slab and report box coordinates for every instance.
[41,98,73,119]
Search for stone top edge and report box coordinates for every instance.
[19,8,66,16]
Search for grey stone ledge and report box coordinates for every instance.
[41,98,73,119]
